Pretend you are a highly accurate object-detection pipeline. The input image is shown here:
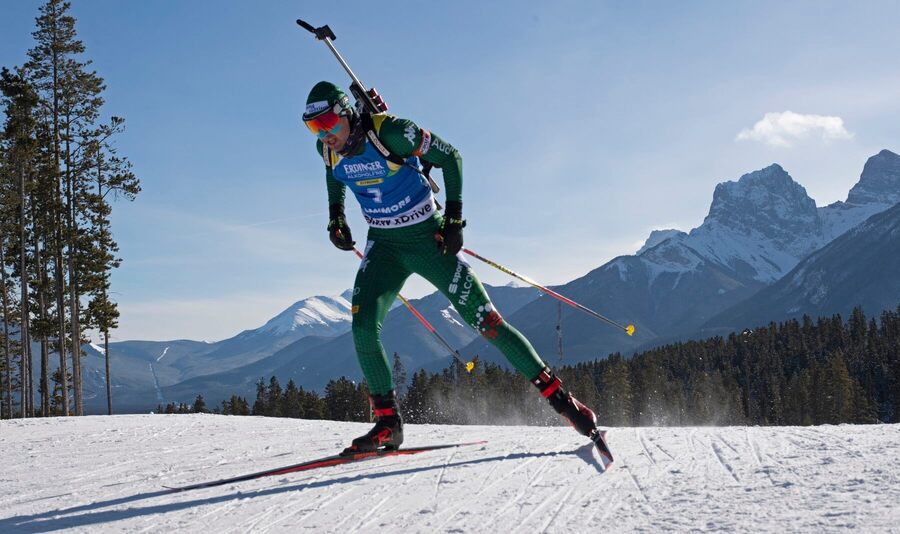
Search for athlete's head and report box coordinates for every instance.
[303,81,354,151]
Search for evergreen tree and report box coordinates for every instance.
[192,394,207,413]
[281,379,302,418]
[392,352,407,400]
[324,377,368,422]
[266,376,283,417]
[16,0,140,417]
[252,377,267,416]
[599,356,632,426]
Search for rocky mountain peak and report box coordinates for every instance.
[637,229,687,255]
[702,164,818,241]
[846,149,900,206]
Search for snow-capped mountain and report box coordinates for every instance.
[159,284,540,405]
[681,164,823,282]
[819,149,900,241]
[636,229,686,255]
[255,290,353,337]
[464,150,900,365]
[52,293,355,412]
[704,200,900,332]
[69,150,900,411]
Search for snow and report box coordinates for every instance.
[440,307,465,328]
[259,295,352,335]
[685,223,805,282]
[636,229,685,255]
[639,238,703,286]
[818,201,893,242]
[2,415,899,533]
[156,346,170,362]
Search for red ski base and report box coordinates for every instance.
[164,440,487,493]
[591,430,614,470]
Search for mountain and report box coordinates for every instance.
[636,229,686,254]
[703,201,900,333]
[464,164,820,365]
[34,292,354,413]
[168,292,354,378]
[60,150,900,411]
[819,149,900,241]
[151,286,538,404]
[159,284,540,406]
[463,153,900,365]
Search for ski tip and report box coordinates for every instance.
[590,430,614,470]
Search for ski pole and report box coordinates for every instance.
[351,247,475,373]
[461,248,636,336]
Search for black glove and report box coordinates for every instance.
[327,204,355,251]
[436,200,465,256]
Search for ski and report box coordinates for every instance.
[590,430,614,470]
[163,440,487,492]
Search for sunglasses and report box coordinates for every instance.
[304,105,344,139]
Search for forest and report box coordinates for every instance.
[188,306,900,427]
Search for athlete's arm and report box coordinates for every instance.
[317,139,347,207]
[377,116,463,203]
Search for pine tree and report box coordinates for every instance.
[281,379,302,418]
[600,356,633,426]
[23,0,139,416]
[324,377,368,422]
[0,67,40,418]
[192,394,207,413]
[266,376,283,417]
[392,352,407,400]
[252,378,267,416]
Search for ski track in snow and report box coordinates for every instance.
[1,416,899,533]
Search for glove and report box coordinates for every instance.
[436,200,465,256]
[327,204,355,251]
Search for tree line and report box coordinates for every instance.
[204,305,900,427]
[0,0,140,418]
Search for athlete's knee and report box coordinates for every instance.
[469,302,506,340]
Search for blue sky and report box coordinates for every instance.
[2,1,898,341]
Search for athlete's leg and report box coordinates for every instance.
[407,244,547,379]
[351,240,411,396]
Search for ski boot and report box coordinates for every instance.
[532,367,597,436]
[532,367,614,466]
[341,391,404,455]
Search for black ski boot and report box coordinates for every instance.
[531,367,597,437]
[532,367,614,466]
[342,391,404,455]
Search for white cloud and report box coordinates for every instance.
[736,111,853,147]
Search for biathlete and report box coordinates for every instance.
[302,81,599,453]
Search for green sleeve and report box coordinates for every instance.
[317,139,346,207]
[377,116,463,203]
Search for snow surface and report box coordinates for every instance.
[2,415,899,533]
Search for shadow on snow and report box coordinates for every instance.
[2,445,605,532]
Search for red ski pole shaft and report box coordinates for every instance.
[461,248,635,336]
[351,248,474,371]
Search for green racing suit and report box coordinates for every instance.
[317,114,548,395]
